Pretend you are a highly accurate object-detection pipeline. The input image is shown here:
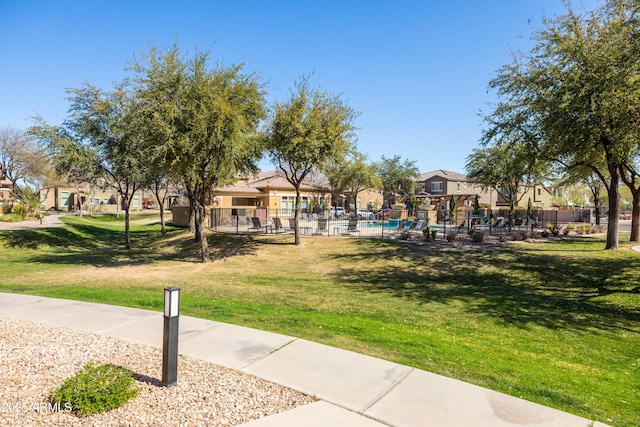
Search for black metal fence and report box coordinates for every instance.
[459,209,559,233]
[209,207,394,237]
[208,207,560,238]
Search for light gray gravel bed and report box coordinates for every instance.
[0,318,314,426]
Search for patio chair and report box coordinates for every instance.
[341,218,360,235]
[272,217,291,234]
[392,219,408,234]
[412,220,425,231]
[249,217,267,233]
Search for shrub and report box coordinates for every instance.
[498,234,510,242]
[566,223,575,230]
[12,205,27,219]
[541,229,550,238]
[472,231,484,242]
[422,227,430,241]
[576,225,586,235]
[446,231,458,242]
[563,228,570,235]
[48,363,140,417]
[468,228,476,237]
[0,213,24,222]
[431,229,438,241]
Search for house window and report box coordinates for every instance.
[61,191,69,207]
[537,188,541,196]
[281,196,294,214]
[133,194,140,208]
[357,196,362,209]
[103,198,110,204]
[457,182,461,192]
[319,196,326,210]
[431,181,443,192]
[232,197,255,206]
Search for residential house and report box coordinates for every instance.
[1,178,12,213]
[343,188,384,212]
[415,169,555,222]
[177,170,335,227]
[39,184,146,213]
[210,170,332,213]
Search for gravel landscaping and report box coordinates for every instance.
[0,318,314,426]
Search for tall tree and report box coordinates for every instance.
[341,150,381,213]
[483,0,640,249]
[376,155,419,206]
[265,77,358,245]
[132,44,266,261]
[31,83,150,249]
[322,156,349,210]
[466,141,543,209]
[0,127,50,211]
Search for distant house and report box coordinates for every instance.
[209,170,332,214]
[416,169,554,211]
[342,188,384,212]
[1,179,12,213]
[39,183,146,213]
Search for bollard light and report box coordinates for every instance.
[162,287,180,387]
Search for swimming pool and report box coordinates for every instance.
[330,220,443,230]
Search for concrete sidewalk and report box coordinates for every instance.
[0,292,608,427]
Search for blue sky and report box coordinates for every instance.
[0,0,599,174]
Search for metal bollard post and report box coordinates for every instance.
[162,287,180,387]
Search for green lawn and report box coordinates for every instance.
[1,214,638,426]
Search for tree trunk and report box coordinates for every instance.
[605,173,620,250]
[190,207,197,236]
[196,203,210,263]
[121,195,131,250]
[196,189,210,262]
[159,206,166,235]
[630,190,640,242]
[154,180,167,235]
[124,207,131,249]
[593,185,601,226]
[294,186,301,245]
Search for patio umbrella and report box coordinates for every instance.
[527,197,532,218]
[473,195,480,214]
[449,196,456,217]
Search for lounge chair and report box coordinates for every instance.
[392,219,408,234]
[341,218,360,235]
[272,217,291,234]
[250,217,267,232]
[287,217,312,235]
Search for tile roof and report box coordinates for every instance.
[214,170,330,194]
[417,170,468,182]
